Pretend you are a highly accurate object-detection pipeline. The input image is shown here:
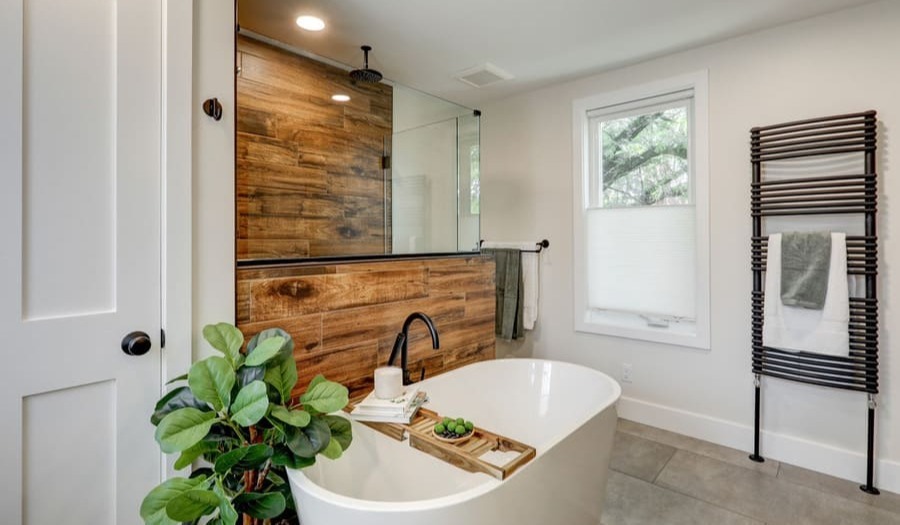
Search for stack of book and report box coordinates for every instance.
[349,386,427,424]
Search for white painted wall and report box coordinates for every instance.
[481,1,900,491]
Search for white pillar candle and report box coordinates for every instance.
[374,366,403,399]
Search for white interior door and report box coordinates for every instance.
[0,0,164,523]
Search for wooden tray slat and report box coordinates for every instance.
[346,403,535,480]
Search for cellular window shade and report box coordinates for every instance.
[586,206,696,318]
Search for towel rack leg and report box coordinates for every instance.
[861,395,880,494]
[750,374,765,463]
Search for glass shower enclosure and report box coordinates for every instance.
[387,85,480,255]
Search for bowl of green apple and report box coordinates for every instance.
[432,416,475,443]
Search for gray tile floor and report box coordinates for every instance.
[602,419,900,525]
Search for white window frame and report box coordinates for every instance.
[572,71,710,350]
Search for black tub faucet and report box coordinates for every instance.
[388,312,440,385]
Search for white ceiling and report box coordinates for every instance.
[237,0,874,108]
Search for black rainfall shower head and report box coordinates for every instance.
[349,45,383,83]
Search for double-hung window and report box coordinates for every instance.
[573,72,710,349]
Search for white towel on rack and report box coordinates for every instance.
[482,241,541,330]
[762,232,850,356]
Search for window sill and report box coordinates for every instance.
[575,313,710,350]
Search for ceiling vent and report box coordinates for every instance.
[455,63,514,88]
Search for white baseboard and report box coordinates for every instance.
[617,396,900,495]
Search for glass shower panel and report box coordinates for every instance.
[457,113,481,252]
[391,118,458,254]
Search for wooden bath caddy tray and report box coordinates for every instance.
[348,405,536,480]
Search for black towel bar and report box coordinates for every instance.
[479,239,549,253]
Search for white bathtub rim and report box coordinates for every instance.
[287,358,622,513]
[287,464,501,514]
[503,358,622,455]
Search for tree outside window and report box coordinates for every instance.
[600,107,689,208]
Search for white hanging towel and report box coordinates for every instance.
[762,232,850,356]
[481,241,541,330]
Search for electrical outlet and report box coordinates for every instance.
[621,363,633,383]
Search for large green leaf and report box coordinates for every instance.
[155,408,218,453]
[285,417,331,458]
[248,328,294,363]
[299,379,349,413]
[320,438,343,460]
[270,405,310,428]
[271,445,316,469]
[202,323,245,368]
[174,439,220,470]
[323,415,353,451]
[213,481,239,525]
[188,357,235,412]
[233,492,286,520]
[306,374,327,392]
[235,364,265,389]
[151,386,210,426]
[165,488,220,522]
[214,443,272,475]
[265,469,287,486]
[264,357,298,404]
[140,476,205,525]
[245,336,285,367]
[230,381,269,427]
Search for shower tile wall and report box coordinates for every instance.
[237,256,496,399]
[237,35,393,259]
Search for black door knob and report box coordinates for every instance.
[121,331,152,356]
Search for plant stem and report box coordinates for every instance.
[255,459,272,491]
[224,419,249,446]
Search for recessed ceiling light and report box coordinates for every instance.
[332,94,351,102]
[296,15,325,31]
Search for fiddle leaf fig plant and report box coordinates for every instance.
[141,323,352,525]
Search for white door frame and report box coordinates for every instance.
[161,0,195,478]
[164,0,237,476]
[163,0,237,479]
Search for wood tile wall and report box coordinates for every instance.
[236,35,393,260]
[237,256,496,398]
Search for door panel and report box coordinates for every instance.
[22,0,117,320]
[1,0,163,523]
[23,380,116,524]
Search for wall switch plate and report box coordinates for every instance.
[622,363,633,383]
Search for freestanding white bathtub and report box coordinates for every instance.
[287,358,621,525]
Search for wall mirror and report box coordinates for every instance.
[235,4,481,264]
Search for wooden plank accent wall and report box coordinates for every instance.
[236,35,393,260]
[237,257,496,399]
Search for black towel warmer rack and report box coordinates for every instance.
[749,110,879,494]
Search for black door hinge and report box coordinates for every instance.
[160,329,166,349]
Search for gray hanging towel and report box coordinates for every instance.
[780,231,832,310]
[483,248,525,340]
